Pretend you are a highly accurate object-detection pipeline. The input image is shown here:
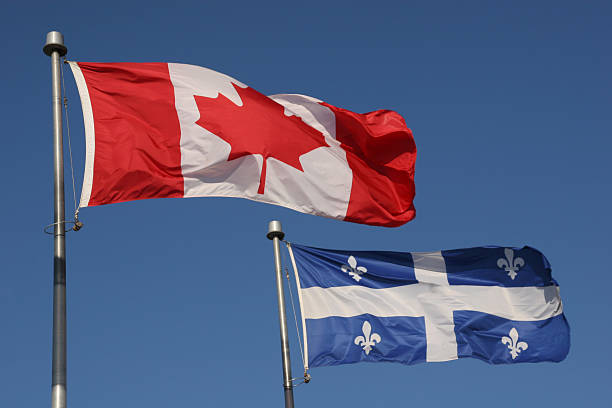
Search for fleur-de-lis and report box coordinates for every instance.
[501,327,528,360]
[354,321,381,355]
[341,255,367,282]
[497,248,525,280]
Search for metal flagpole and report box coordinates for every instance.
[43,31,68,408]
[267,220,295,408]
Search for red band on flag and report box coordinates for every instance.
[77,62,183,206]
[322,103,416,227]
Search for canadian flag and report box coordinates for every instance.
[69,62,416,227]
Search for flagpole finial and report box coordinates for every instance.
[43,31,67,57]
[267,220,285,240]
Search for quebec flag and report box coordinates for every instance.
[286,243,570,368]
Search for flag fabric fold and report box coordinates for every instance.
[69,62,416,226]
[286,243,569,368]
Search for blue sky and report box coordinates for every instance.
[2,1,611,406]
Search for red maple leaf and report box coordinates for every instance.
[194,84,328,194]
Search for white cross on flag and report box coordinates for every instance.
[69,62,416,226]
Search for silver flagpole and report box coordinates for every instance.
[43,31,68,408]
[267,220,295,408]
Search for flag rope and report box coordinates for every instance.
[61,58,83,231]
[42,59,83,235]
[281,241,311,383]
[280,243,305,367]
[285,242,310,378]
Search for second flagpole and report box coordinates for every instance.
[267,220,295,408]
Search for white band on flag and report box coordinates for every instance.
[300,285,562,320]
[68,62,95,208]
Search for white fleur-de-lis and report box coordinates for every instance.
[501,327,528,360]
[341,255,368,282]
[497,248,525,280]
[354,321,381,355]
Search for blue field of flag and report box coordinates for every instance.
[287,243,570,368]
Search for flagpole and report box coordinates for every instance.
[267,220,295,408]
[43,31,68,408]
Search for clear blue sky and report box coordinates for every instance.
[2,1,610,406]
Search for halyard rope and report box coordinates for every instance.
[62,59,82,230]
[280,241,308,377]
[43,59,82,235]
